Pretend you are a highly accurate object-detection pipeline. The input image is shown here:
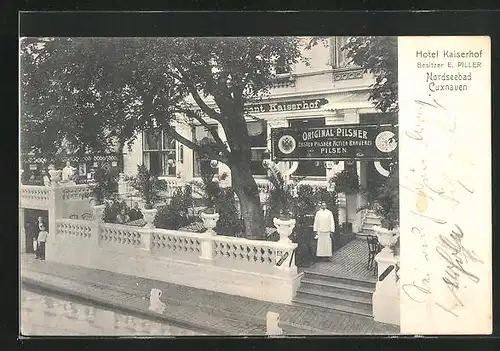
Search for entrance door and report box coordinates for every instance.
[366,160,391,204]
[24,209,48,254]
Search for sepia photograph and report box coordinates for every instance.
[19,34,402,336]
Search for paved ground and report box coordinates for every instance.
[20,253,399,335]
[303,238,377,281]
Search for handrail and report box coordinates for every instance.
[379,265,395,282]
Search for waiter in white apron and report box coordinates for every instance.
[313,202,335,260]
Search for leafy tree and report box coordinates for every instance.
[307,36,398,113]
[20,37,304,239]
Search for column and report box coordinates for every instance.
[352,160,365,233]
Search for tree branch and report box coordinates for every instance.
[163,126,228,164]
[173,107,228,154]
[169,62,223,122]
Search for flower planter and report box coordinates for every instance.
[273,217,296,245]
[48,169,62,186]
[141,208,158,229]
[200,212,219,235]
[373,225,399,255]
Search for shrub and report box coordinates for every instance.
[154,185,194,230]
[214,187,242,235]
[125,164,168,209]
[103,200,130,224]
[90,164,118,205]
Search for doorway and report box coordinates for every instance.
[23,209,48,254]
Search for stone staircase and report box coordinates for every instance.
[292,271,375,317]
[359,209,382,238]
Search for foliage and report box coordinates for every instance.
[329,168,360,195]
[89,164,118,205]
[20,37,306,239]
[214,187,242,233]
[198,158,219,210]
[125,164,168,209]
[372,162,399,230]
[342,36,398,113]
[154,185,194,230]
[264,163,298,223]
[103,200,130,224]
[197,159,241,233]
[292,185,317,227]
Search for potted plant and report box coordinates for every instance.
[329,167,359,233]
[265,162,302,244]
[360,162,399,254]
[198,158,221,233]
[372,163,399,253]
[126,164,167,228]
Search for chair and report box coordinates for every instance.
[367,235,379,275]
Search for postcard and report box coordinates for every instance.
[19,32,491,336]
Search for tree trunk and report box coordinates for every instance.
[221,109,266,240]
[230,158,266,240]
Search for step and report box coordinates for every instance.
[300,278,374,300]
[303,271,376,290]
[295,287,372,311]
[363,219,381,227]
[292,295,373,318]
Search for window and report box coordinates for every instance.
[247,121,268,176]
[143,130,176,177]
[192,125,219,177]
[332,36,353,69]
[289,117,326,177]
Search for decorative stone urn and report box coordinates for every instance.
[200,211,219,236]
[48,168,62,186]
[141,208,158,229]
[373,225,400,255]
[273,218,296,244]
[92,204,106,222]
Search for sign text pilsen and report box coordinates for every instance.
[271,124,397,161]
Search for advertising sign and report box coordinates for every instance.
[271,124,397,161]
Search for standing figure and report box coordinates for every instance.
[62,161,76,183]
[43,171,51,187]
[313,202,335,260]
[37,225,48,260]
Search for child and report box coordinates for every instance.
[37,225,48,260]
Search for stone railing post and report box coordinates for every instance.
[48,186,63,240]
[372,228,400,326]
[92,204,106,247]
[199,212,219,261]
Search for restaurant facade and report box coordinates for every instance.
[120,37,397,235]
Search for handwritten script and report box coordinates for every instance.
[401,95,483,319]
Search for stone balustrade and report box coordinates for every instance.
[20,185,51,209]
[47,216,301,304]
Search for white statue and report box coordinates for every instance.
[62,161,76,183]
[266,311,283,336]
[148,288,166,314]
